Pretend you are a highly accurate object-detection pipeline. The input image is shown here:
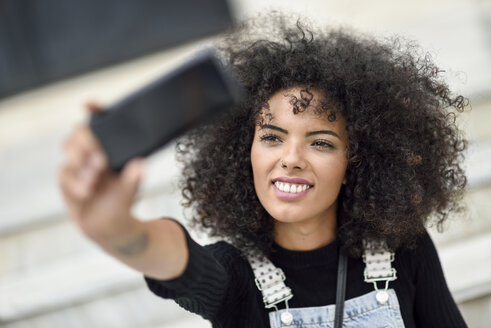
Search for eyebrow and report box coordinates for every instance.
[260,124,341,139]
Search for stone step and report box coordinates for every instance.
[0,242,210,327]
[1,283,209,328]
[0,247,140,322]
[437,230,491,303]
[467,139,491,189]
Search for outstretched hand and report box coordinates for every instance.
[58,102,188,280]
[58,102,144,245]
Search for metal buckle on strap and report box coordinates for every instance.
[363,267,397,283]
[362,241,397,305]
[263,290,294,309]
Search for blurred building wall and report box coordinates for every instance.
[1,1,490,327]
[0,0,233,99]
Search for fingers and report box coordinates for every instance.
[120,158,144,203]
[63,130,88,172]
[58,164,90,203]
[64,125,106,168]
[60,125,107,202]
[58,155,104,203]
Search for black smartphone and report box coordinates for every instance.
[89,51,243,171]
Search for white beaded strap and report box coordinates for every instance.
[362,240,397,304]
[247,253,293,310]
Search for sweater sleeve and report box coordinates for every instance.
[413,232,467,328]
[144,224,243,321]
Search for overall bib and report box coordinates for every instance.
[248,241,405,328]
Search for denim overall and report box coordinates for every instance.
[248,241,405,328]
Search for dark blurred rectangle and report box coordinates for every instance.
[90,51,243,171]
[0,0,233,99]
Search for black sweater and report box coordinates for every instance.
[145,228,467,327]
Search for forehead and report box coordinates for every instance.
[258,88,338,126]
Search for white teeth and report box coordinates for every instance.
[274,181,310,194]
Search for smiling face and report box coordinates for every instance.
[250,88,349,242]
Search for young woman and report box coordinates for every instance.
[59,14,468,327]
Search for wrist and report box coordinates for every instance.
[89,215,143,249]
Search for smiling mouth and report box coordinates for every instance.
[273,181,312,194]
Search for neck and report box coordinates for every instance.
[274,214,337,251]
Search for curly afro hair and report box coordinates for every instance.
[176,13,468,257]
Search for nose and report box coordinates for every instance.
[280,142,307,171]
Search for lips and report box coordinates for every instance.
[272,176,313,199]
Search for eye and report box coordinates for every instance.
[259,134,282,144]
[311,139,335,149]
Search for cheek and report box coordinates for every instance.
[250,142,275,189]
[250,143,263,185]
[319,157,348,186]
[250,142,259,174]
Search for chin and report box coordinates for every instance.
[270,210,308,224]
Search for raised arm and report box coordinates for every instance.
[58,105,188,281]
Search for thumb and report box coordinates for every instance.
[120,158,144,203]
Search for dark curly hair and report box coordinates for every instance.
[176,13,468,257]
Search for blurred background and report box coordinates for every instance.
[1,0,490,327]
